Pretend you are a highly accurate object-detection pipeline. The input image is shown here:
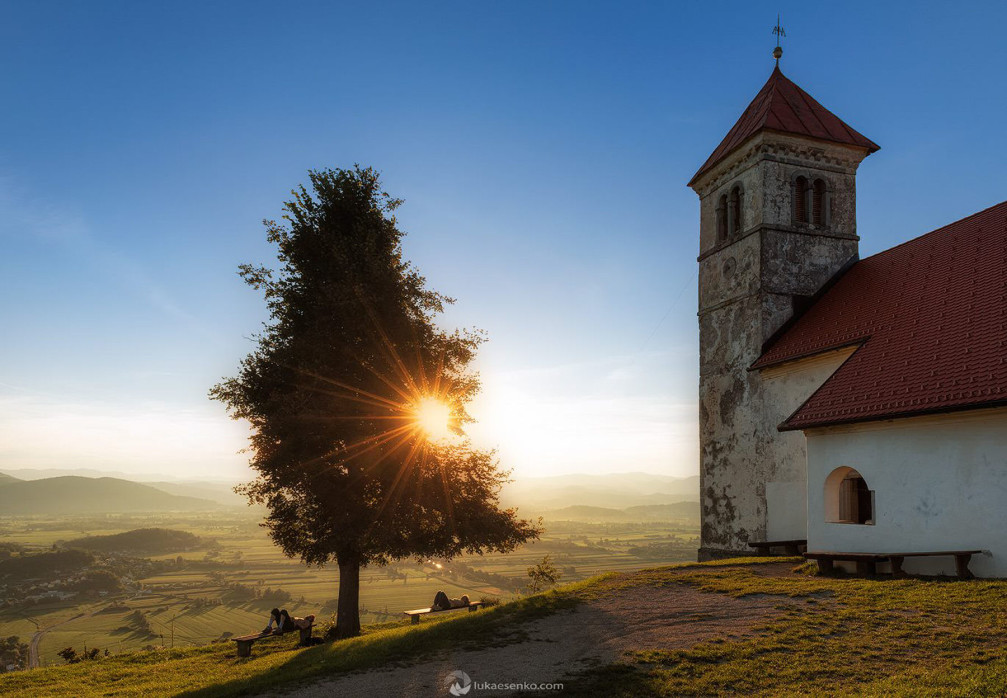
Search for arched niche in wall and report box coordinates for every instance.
[824,466,875,525]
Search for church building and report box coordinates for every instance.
[689,60,1007,577]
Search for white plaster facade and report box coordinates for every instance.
[805,407,1007,577]
[758,347,856,540]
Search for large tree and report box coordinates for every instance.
[210,166,539,638]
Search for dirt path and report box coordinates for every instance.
[270,562,799,698]
[28,612,83,669]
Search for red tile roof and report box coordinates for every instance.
[753,200,1007,431]
[689,67,880,186]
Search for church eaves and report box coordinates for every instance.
[755,200,1007,430]
[688,66,880,186]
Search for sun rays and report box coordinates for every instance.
[412,396,453,441]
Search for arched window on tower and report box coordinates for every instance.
[794,175,808,224]
[812,178,827,226]
[716,194,728,243]
[729,185,743,236]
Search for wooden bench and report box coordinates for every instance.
[232,623,314,658]
[748,539,807,556]
[804,550,983,579]
[403,602,483,624]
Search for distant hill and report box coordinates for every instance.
[67,528,204,554]
[0,477,219,514]
[543,501,699,523]
[0,467,176,481]
[0,472,20,485]
[503,472,700,511]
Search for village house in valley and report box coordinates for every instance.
[690,62,1007,576]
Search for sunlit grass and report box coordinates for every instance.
[8,559,1007,696]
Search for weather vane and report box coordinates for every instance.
[772,14,785,64]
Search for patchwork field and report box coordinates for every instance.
[0,511,698,666]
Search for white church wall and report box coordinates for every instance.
[806,407,1007,578]
[758,347,856,540]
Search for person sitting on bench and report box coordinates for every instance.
[262,608,315,635]
[431,591,470,611]
[263,608,283,634]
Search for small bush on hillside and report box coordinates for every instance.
[526,555,562,593]
[57,646,101,664]
[260,587,292,604]
[479,596,501,607]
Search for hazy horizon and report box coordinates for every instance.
[0,465,698,485]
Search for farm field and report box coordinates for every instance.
[0,510,699,666]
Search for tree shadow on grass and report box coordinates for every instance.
[175,590,582,698]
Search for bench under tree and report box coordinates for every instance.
[803,550,983,579]
[232,621,314,658]
[403,602,483,624]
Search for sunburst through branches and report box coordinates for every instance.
[412,396,454,441]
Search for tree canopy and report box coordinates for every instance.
[210,166,539,636]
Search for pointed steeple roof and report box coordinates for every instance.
[689,67,879,186]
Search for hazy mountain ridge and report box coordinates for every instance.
[542,502,698,522]
[0,469,699,517]
[502,472,699,511]
[0,477,219,514]
[144,481,249,507]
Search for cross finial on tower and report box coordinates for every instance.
[772,14,785,64]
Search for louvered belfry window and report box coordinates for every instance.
[812,178,827,225]
[730,186,742,235]
[716,195,728,242]
[794,176,808,224]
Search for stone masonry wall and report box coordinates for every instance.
[692,132,870,558]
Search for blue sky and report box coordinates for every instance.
[1,2,1004,480]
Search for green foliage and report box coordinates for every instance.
[66,569,123,594]
[56,646,99,664]
[209,166,539,636]
[0,636,29,672]
[67,529,202,554]
[0,549,93,580]
[526,554,562,593]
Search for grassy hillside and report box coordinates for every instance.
[0,471,21,484]
[4,559,1006,697]
[0,477,218,514]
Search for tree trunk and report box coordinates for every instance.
[335,557,361,638]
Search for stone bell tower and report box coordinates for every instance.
[689,62,879,559]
